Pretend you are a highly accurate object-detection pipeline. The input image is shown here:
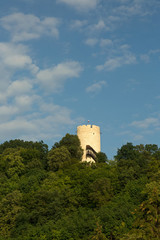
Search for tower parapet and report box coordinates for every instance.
[77,124,101,162]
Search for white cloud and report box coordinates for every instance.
[0,12,84,145]
[140,54,150,63]
[0,42,38,98]
[93,20,106,31]
[89,20,108,33]
[57,0,99,11]
[95,0,160,34]
[5,55,31,68]
[0,42,38,101]
[130,117,160,129]
[85,37,113,48]
[149,49,160,55]
[100,39,113,47]
[0,93,39,122]
[0,118,37,139]
[133,134,144,141]
[70,20,88,29]
[14,95,34,110]
[0,100,75,143]
[113,0,159,17]
[37,61,83,92]
[0,106,18,117]
[118,130,144,141]
[114,4,142,16]
[0,42,38,70]
[86,81,106,93]
[0,44,83,143]
[0,79,33,103]
[7,80,32,97]
[40,103,74,125]
[85,38,98,46]
[140,49,160,63]
[0,13,60,42]
[97,54,136,71]
[0,66,13,93]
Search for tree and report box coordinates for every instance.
[91,223,108,240]
[0,190,23,238]
[115,143,152,187]
[89,178,112,207]
[115,143,139,161]
[52,134,83,160]
[48,146,71,171]
[0,140,48,168]
[121,181,160,240]
[1,148,25,178]
[145,144,159,155]
[96,152,108,163]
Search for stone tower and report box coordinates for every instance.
[77,124,101,162]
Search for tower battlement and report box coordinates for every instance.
[77,124,101,162]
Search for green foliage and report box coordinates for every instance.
[52,133,83,160]
[115,142,138,161]
[121,181,160,240]
[89,177,112,207]
[96,152,108,163]
[48,146,71,171]
[1,148,25,178]
[0,137,159,240]
[0,139,48,168]
[115,143,159,187]
[0,190,23,238]
[90,223,108,240]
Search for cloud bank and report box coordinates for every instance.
[57,0,99,11]
[0,13,60,42]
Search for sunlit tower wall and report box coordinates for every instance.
[77,125,101,163]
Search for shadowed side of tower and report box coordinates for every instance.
[77,125,101,163]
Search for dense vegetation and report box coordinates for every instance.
[0,134,160,240]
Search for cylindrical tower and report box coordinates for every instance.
[77,125,101,162]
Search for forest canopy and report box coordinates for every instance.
[0,135,160,240]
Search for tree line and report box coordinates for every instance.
[0,134,160,239]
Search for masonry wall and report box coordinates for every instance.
[77,125,101,162]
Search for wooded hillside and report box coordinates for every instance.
[0,134,160,240]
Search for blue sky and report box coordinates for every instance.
[0,0,160,159]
